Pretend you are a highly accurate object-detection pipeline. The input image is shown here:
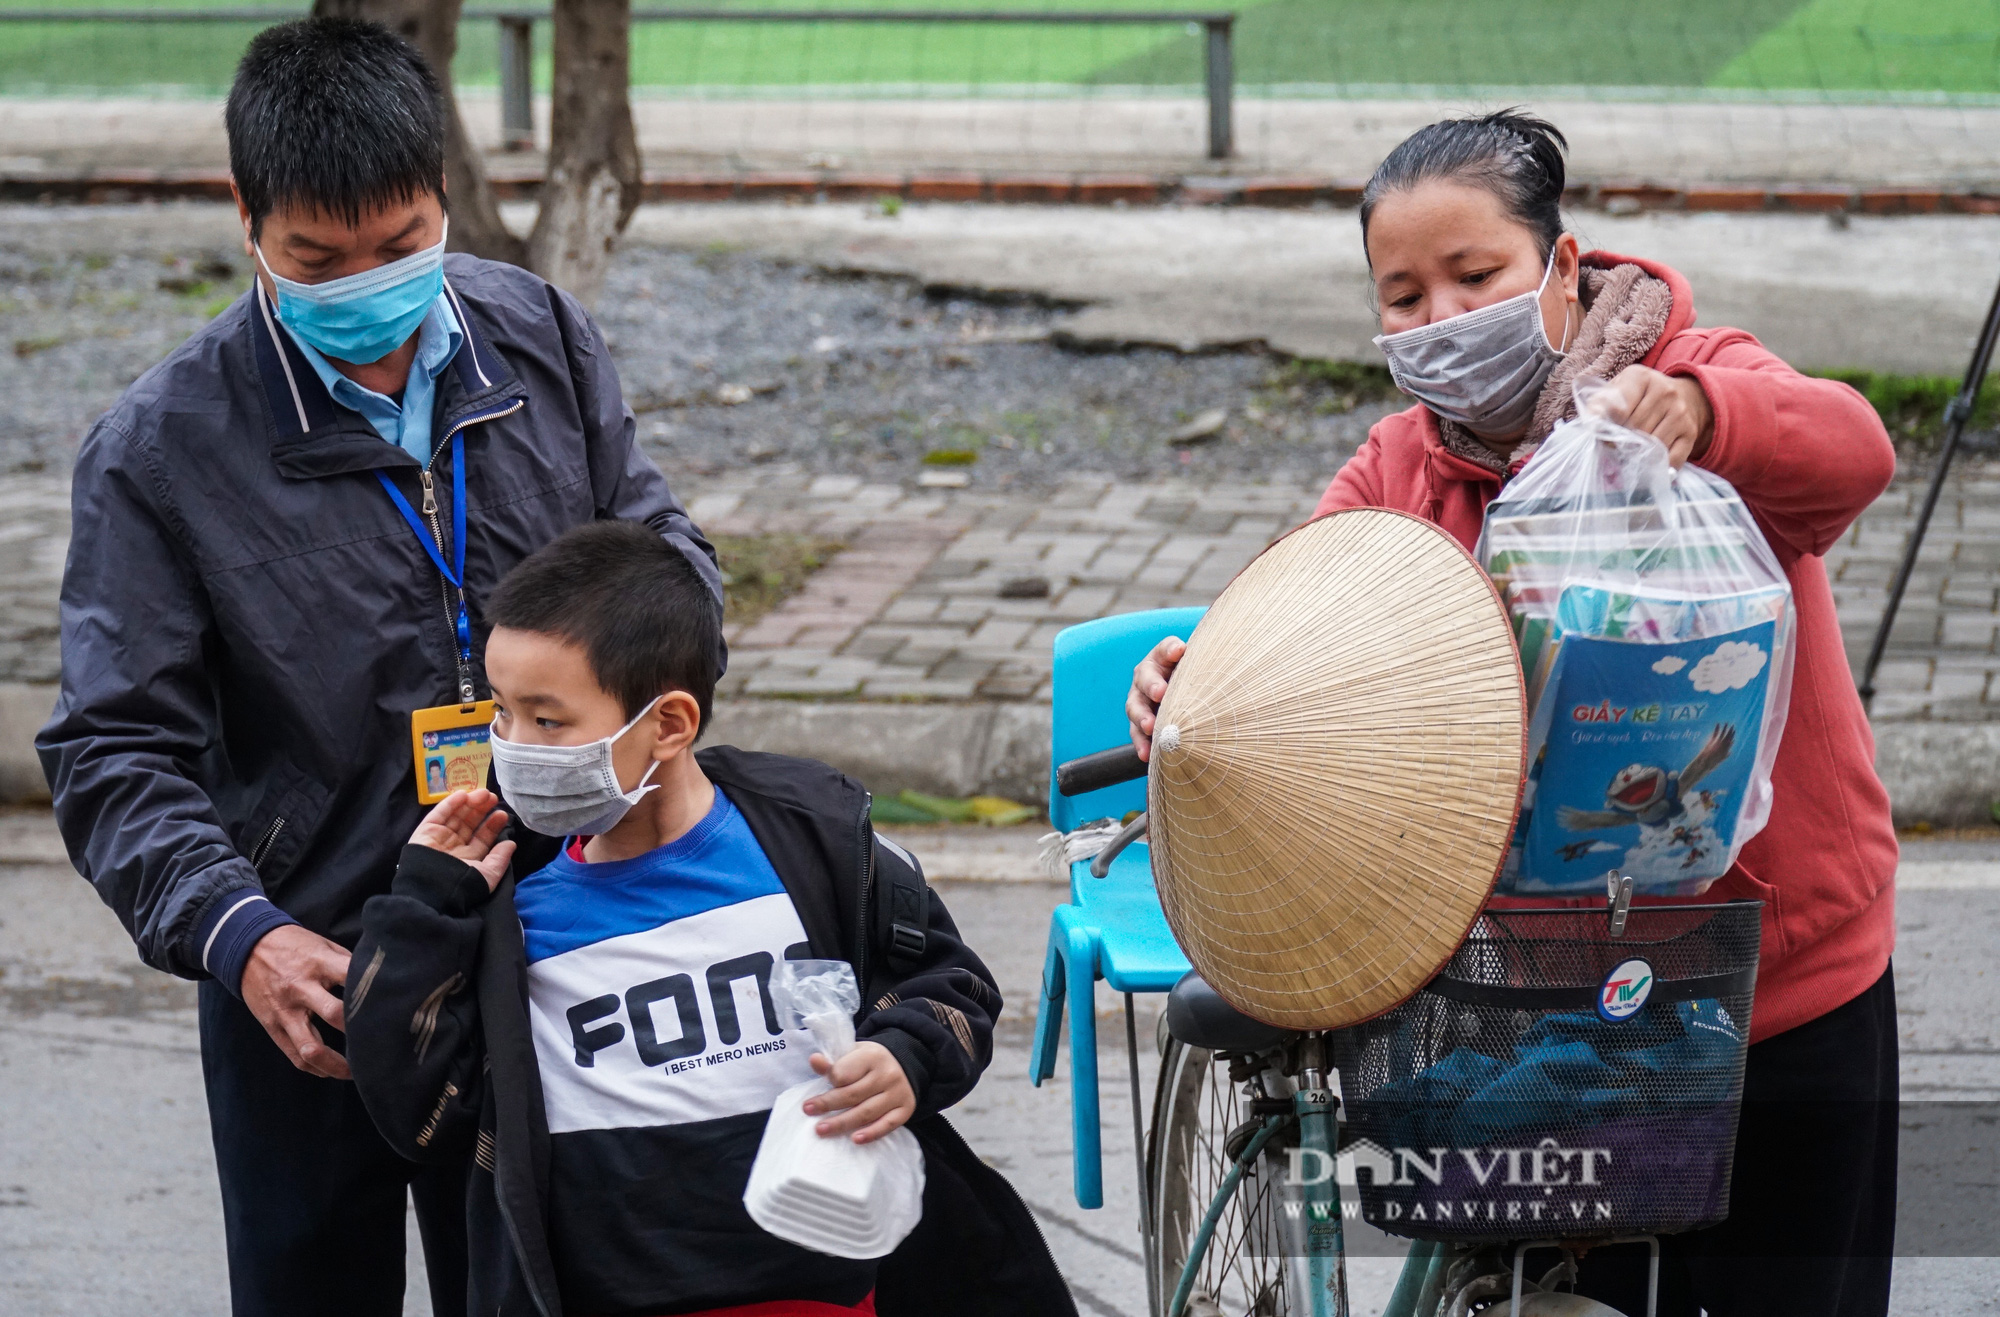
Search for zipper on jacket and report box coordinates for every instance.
[419,399,521,705]
[853,794,874,986]
[248,816,286,871]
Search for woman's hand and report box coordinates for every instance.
[409,787,515,891]
[1126,635,1186,762]
[803,1041,917,1144]
[1589,365,1714,468]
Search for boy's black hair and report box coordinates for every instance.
[226,18,446,238]
[486,521,721,731]
[1360,109,1570,264]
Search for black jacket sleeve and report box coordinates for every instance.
[855,840,1001,1119]
[345,844,496,1163]
[36,418,273,982]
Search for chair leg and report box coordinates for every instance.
[1058,910,1104,1209]
[1029,926,1067,1087]
[1127,993,1160,1317]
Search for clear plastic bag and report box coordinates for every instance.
[743,959,925,1259]
[1477,378,1795,896]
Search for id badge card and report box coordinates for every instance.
[411,701,495,804]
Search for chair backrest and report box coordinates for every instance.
[1047,606,1208,833]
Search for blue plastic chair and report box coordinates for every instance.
[1029,606,1205,1209]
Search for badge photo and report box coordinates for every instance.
[410,701,496,804]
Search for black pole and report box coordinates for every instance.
[1203,17,1233,160]
[1857,269,2000,711]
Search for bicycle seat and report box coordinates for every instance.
[1165,971,1295,1055]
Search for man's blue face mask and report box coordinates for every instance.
[254,217,448,365]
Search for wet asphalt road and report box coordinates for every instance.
[2,812,1996,1316]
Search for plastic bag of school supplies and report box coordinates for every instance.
[743,959,925,1259]
[1477,378,1795,896]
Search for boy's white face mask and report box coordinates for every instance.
[1372,249,1566,439]
[489,696,665,838]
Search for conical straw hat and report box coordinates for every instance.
[1147,507,1525,1030]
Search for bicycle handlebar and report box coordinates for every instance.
[1054,745,1147,797]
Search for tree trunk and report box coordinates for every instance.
[523,0,641,304]
[311,0,525,267]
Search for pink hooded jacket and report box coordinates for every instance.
[1316,251,1900,1043]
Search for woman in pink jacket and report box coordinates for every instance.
[1127,112,1899,1317]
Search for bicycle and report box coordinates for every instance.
[1032,614,1758,1317]
[1144,968,1668,1317]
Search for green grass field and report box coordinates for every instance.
[1,0,1996,96]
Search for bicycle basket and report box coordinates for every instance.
[1333,901,1760,1243]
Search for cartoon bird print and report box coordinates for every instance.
[1558,723,1737,832]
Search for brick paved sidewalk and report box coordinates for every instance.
[1831,465,2000,721]
[703,471,1318,703]
[703,460,2000,721]
[0,464,1994,723]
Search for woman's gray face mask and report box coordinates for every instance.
[1372,251,1565,439]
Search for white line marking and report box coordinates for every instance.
[1898,861,2000,890]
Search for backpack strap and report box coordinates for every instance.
[873,832,930,973]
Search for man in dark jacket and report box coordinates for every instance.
[34,19,718,1316]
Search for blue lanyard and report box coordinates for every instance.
[375,431,472,674]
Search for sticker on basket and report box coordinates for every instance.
[1598,957,1655,1022]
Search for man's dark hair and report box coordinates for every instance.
[226,18,446,237]
[1360,109,1570,264]
[486,522,721,731]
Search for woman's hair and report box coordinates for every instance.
[1359,109,1570,263]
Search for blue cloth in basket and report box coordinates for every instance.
[1369,998,1745,1151]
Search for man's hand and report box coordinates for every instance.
[410,788,515,892]
[802,1041,917,1144]
[1589,366,1714,468]
[241,924,352,1080]
[1126,635,1187,762]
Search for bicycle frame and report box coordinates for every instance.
[1166,1114,1289,1317]
[1165,1050,1351,1317]
[1161,1050,1628,1317]
[1291,1064,1349,1317]
[1168,1109,1656,1317]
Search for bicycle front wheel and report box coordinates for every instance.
[1148,1037,1308,1316]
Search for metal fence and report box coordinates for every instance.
[0,6,1238,157]
[4,3,1999,187]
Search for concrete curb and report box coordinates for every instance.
[1870,722,2000,829]
[714,700,2000,829]
[0,684,54,804]
[707,698,1051,806]
[1,684,1990,826]
[6,169,1998,216]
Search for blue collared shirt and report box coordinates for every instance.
[293,294,463,464]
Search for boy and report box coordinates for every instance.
[345,522,1072,1317]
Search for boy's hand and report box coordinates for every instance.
[803,1041,916,1144]
[410,788,515,892]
